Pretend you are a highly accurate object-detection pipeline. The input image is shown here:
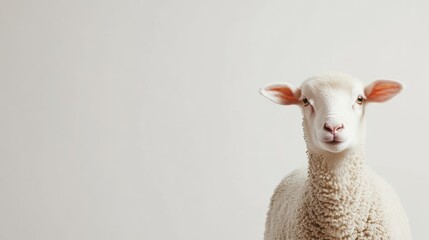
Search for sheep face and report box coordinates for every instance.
[260,72,403,154]
[299,74,365,153]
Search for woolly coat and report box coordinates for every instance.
[264,147,411,240]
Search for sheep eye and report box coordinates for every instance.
[303,98,309,106]
[356,96,364,105]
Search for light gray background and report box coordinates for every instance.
[1,0,427,239]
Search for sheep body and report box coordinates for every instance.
[265,164,411,239]
[261,73,411,240]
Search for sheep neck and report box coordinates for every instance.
[307,147,364,193]
[302,146,374,238]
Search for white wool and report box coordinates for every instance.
[261,72,411,240]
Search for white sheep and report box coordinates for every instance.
[260,72,411,240]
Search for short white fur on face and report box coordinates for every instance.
[260,72,403,154]
[300,73,366,153]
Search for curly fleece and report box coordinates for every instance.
[264,146,411,240]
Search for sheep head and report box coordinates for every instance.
[260,72,403,154]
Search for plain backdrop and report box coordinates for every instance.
[1,0,428,239]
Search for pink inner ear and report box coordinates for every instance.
[267,86,300,105]
[366,81,402,102]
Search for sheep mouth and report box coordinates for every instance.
[320,139,349,152]
[318,136,344,145]
[324,140,343,145]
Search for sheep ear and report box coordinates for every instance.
[364,80,404,103]
[259,83,301,105]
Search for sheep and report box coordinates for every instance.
[259,72,411,240]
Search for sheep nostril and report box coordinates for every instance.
[324,123,344,134]
[324,123,333,132]
[335,124,344,132]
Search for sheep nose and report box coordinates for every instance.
[324,123,344,134]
